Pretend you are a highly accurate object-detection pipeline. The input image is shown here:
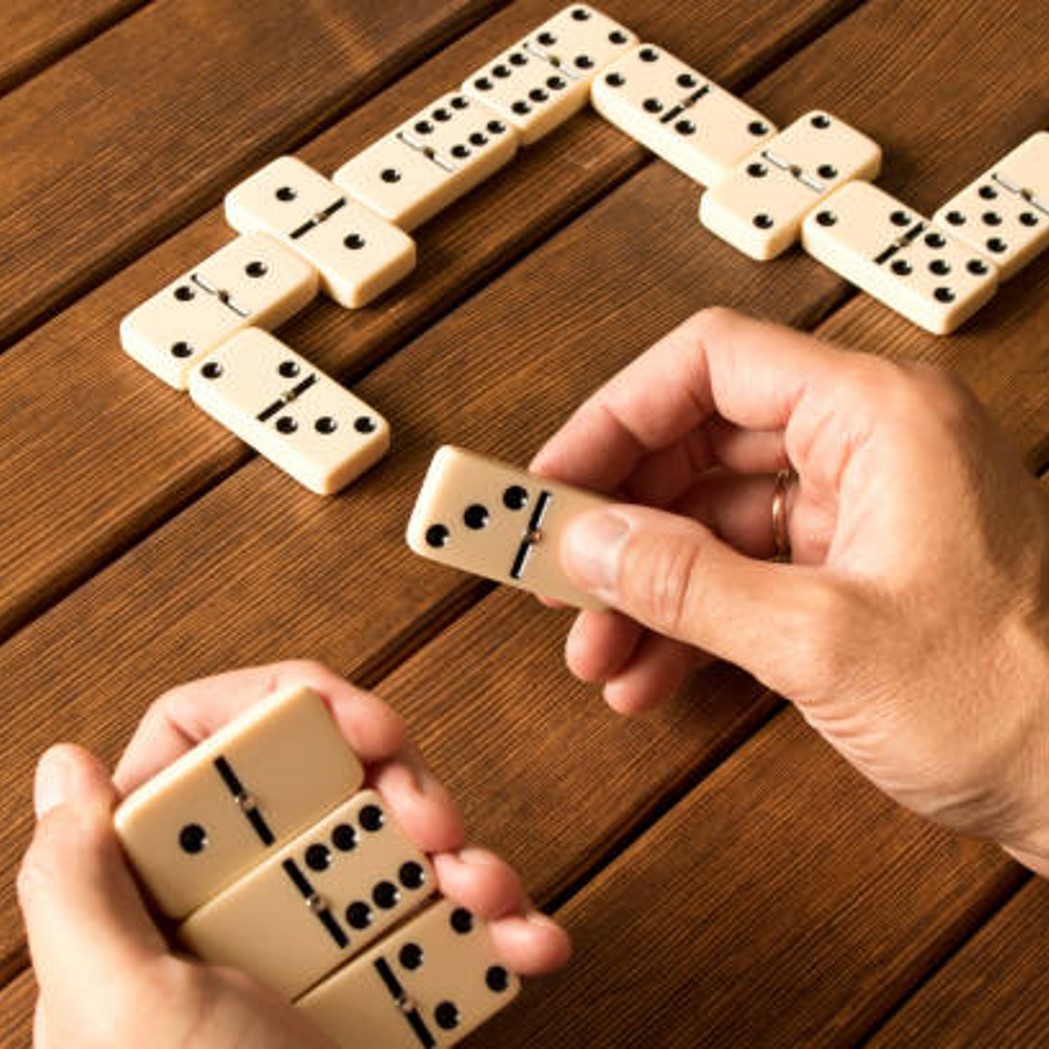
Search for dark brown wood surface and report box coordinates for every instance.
[1,1,1047,1045]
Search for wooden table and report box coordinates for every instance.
[0,1,1047,1045]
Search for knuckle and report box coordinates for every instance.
[624,529,706,637]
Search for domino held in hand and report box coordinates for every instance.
[802,181,999,334]
[933,131,1049,282]
[225,155,416,308]
[699,110,883,260]
[297,898,520,1049]
[180,789,433,998]
[189,328,390,496]
[114,684,363,920]
[406,445,609,609]
[591,43,776,187]
[119,232,318,391]
[334,91,519,232]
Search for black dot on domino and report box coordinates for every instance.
[1020,212,1039,227]
[747,162,767,179]
[344,233,365,250]
[279,360,300,378]
[400,942,424,970]
[354,415,377,434]
[924,232,946,249]
[276,186,297,201]
[753,213,774,229]
[945,210,965,226]
[463,504,489,529]
[929,259,951,276]
[547,76,567,92]
[174,285,195,302]
[529,88,549,103]
[425,524,450,548]
[748,120,769,136]
[610,30,628,43]
[575,54,594,71]
[605,71,625,87]
[200,360,223,378]
[510,52,527,67]
[450,907,474,934]
[332,823,357,851]
[381,168,401,184]
[890,210,911,227]
[512,101,531,116]
[987,237,1008,254]
[276,416,297,434]
[675,119,695,136]
[817,164,837,179]
[978,184,998,200]
[934,287,956,303]
[503,485,528,510]
[678,73,697,89]
[305,843,332,871]
[537,31,555,45]
[982,211,1002,227]
[493,63,510,79]
[179,823,208,854]
[486,966,511,993]
[643,97,662,114]
[399,861,426,890]
[346,901,372,929]
[245,260,268,278]
[360,804,385,832]
[968,259,989,275]
[891,259,912,276]
[435,1002,460,1030]
[815,210,836,227]
[373,880,399,909]
[639,47,659,62]
[810,114,831,129]
[571,6,589,20]
[315,417,337,435]
[171,341,194,359]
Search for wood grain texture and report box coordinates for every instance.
[867,878,1049,1048]
[0,0,146,97]
[0,967,33,1048]
[2,0,1048,1045]
[0,0,854,646]
[0,158,841,969]
[480,709,1022,1048]
[0,0,502,348]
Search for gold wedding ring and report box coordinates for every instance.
[772,469,795,562]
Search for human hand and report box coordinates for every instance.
[532,308,1049,873]
[18,661,570,1048]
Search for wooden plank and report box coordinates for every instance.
[0,968,33,1048]
[479,708,1021,1048]
[0,0,146,97]
[0,156,841,971]
[0,0,855,644]
[866,878,1049,1047]
[0,0,503,348]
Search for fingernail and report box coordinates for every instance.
[526,909,560,930]
[34,747,73,818]
[564,511,629,593]
[457,846,499,867]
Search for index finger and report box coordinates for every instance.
[529,307,845,492]
[113,661,406,794]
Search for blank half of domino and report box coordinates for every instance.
[933,131,1049,281]
[591,43,776,187]
[802,180,999,334]
[699,110,883,260]
[406,445,609,609]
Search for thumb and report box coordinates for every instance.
[560,505,843,692]
[18,744,168,1015]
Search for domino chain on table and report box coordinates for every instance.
[112,10,1049,1041]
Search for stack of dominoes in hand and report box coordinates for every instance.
[115,685,519,1047]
